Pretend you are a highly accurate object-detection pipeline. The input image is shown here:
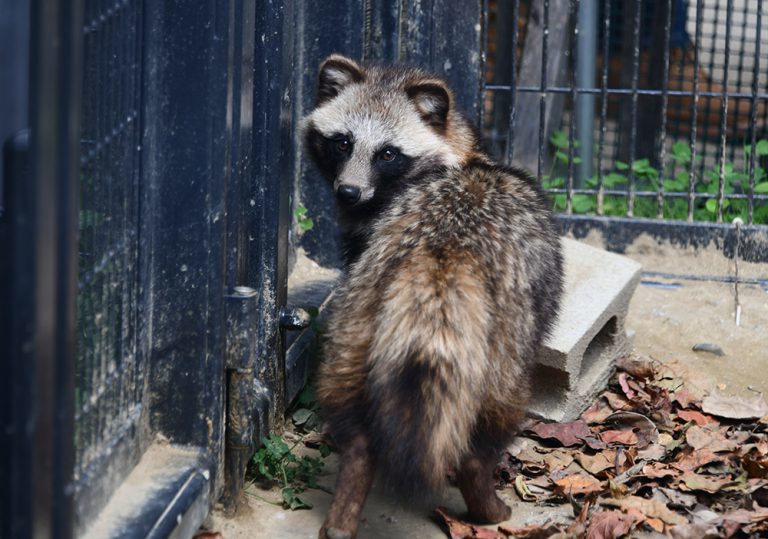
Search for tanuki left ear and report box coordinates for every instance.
[317,54,366,104]
[406,80,451,131]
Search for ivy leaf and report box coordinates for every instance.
[756,139,768,156]
[755,182,768,194]
[292,408,315,426]
[282,487,313,510]
[672,141,692,163]
[298,218,314,232]
[572,195,595,213]
[550,129,569,150]
[603,172,627,188]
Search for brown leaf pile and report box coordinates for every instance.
[436,356,768,538]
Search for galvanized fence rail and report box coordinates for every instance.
[486,0,768,229]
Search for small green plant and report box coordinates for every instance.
[294,205,314,234]
[249,432,330,510]
[542,130,768,224]
[291,383,323,433]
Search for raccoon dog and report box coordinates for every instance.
[303,54,563,539]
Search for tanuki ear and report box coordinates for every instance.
[317,54,365,104]
[406,80,451,131]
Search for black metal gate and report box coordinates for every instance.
[1,1,486,535]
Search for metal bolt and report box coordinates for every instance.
[279,307,312,330]
[233,286,257,298]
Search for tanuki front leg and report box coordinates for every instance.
[457,450,511,524]
[319,432,375,539]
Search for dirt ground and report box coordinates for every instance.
[205,235,768,538]
[615,233,768,400]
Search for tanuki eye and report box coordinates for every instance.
[337,139,351,153]
[380,148,397,162]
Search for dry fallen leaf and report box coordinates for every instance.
[585,510,640,539]
[553,473,603,496]
[604,411,658,448]
[601,495,688,526]
[672,387,702,409]
[642,461,680,479]
[676,409,718,426]
[498,522,565,539]
[701,390,768,420]
[434,507,505,539]
[669,522,720,539]
[618,373,637,400]
[575,450,623,476]
[603,391,633,412]
[599,429,638,446]
[541,448,576,473]
[501,357,768,539]
[637,443,666,461]
[526,420,592,447]
[671,447,724,472]
[514,475,537,502]
[685,425,737,452]
[742,451,768,479]
[652,487,698,509]
[679,470,738,493]
[616,357,656,381]
[581,399,614,424]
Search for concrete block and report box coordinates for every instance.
[528,238,642,422]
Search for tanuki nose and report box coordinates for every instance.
[336,185,361,205]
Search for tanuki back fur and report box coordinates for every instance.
[316,160,563,495]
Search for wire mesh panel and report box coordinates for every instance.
[485,0,768,225]
[76,0,143,486]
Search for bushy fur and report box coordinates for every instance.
[303,54,563,539]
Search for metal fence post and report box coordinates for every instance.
[0,0,83,536]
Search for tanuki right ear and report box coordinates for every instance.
[317,54,365,104]
[406,79,451,131]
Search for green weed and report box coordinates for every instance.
[542,130,768,224]
[249,432,330,510]
[294,205,314,234]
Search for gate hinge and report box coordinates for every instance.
[224,286,259,371]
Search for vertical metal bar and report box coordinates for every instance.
[596,0,610,216]
[567,0,580,213]
[478,0,489,133]
[131,0,144,418]
[505,0,520,164]
[747,0,763,225]
[687,0,704,222]
[700,0,720,160]
[656,0,673,219]
[363,0,373,61]
[576,0,596,182]
[28,0,84,535]
[729,1,748,157]
[626,0,641,217]
[537,0,550,181]
[715,0,733,224]
[1,129,33,539]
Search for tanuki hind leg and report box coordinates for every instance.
[319,432,375,539]
[457,450,511,524]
